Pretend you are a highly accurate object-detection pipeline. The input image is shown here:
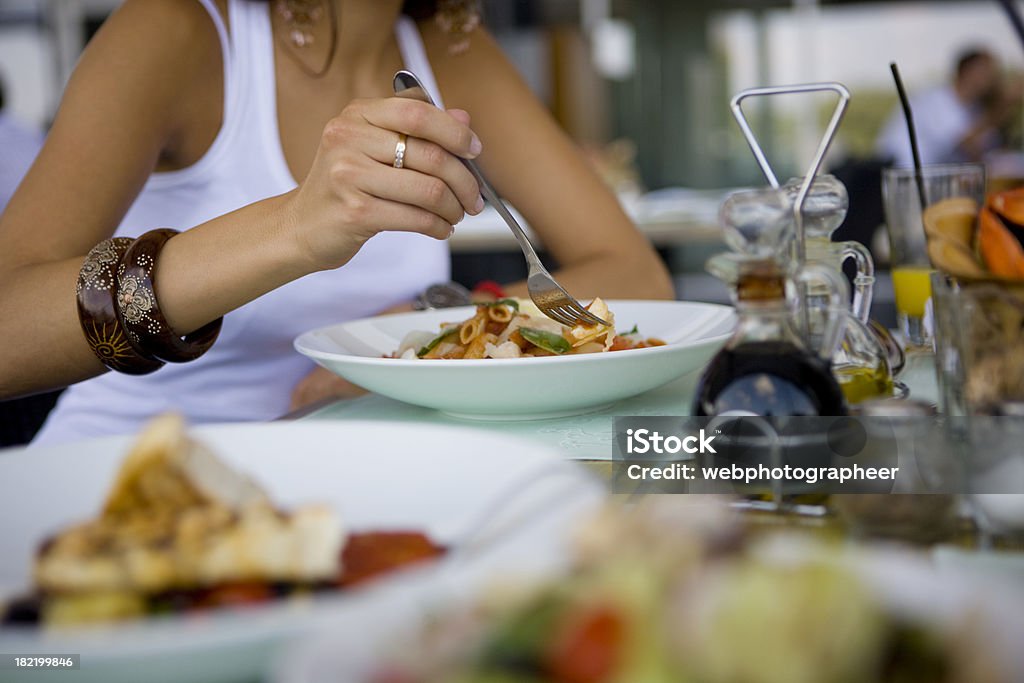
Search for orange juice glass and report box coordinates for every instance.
[882,164,985,349]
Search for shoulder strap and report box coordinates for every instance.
[193,0,235,121]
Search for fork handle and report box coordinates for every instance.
[393,70,547,273]
[462,163,546,271]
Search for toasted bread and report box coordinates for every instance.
[102,414,269,517]
[35,415,344,598]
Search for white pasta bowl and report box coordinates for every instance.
[294,300,735,419]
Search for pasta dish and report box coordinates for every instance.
[393,298,664,360]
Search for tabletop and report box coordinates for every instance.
[297,355,1024,559]
[298,348,941,462]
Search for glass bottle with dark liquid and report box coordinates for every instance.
[694,263,847,417]
[694,188,848,418]
[694,188,850,510]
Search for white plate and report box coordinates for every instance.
[278,537,1024,683]
[0,421,604,683]
[294,300,734,419]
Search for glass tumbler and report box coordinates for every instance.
[882,163,986,349]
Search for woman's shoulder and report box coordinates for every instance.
[80,0,224,84]
[417,21,517,107]
[58,0,227,169]
[104,0,225,43]
[417,19,505,68]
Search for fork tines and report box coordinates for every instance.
[541,302,608,328]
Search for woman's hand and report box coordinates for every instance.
[286,99,485,272]
[288,366,367,412]
[287,300,414,412]
[424,28,674,301]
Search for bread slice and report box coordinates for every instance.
[36,502,343,594]
[102,413,269,517]
[35,415,344,596]
[922,197,978,245]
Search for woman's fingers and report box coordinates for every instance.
[359,128,482,215]
[353,193,454,240]
[446,108,472,126]
[357,162,465,226]
[289,98,485,271]
[352,98,482,160]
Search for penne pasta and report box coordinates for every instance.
[423,340,463,359]
[574,341,606,355]
[440,346,467,359]
[459,316,486,345]
[487,305,513,324]
[463,332,498,359]
[391,298,665,360]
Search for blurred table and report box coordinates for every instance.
[450,189,726,254]
[297,350,940,462]
[296,356,1024,559]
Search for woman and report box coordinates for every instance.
[0,0,673,444]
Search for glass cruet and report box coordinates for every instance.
[695,188,849,417]
[782,175,898,403]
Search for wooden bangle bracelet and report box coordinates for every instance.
[116,228,222,363]
[76,238,164,375]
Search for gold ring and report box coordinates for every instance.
[393,133,407,169]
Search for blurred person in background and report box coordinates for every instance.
[0,0,672,445]
[876,47,1018,167]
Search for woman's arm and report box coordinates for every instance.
[425,27,674,301]
[0,0,483,399]
[0,0,236,397]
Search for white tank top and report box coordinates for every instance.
[33,0,449,445]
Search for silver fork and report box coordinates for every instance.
[393,70,608,328]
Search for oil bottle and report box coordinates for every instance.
[782,174,897,403]
[694,187,848,417]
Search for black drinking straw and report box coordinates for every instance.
[889,62,928,210]
[997,0,1024,56]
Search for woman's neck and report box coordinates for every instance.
[332,0,404,70]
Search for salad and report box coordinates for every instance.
[370,498,1010,683]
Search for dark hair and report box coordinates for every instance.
[956,48,994,80]
[401,1,441,20]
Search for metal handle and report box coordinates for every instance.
[730,83,851,264]
[836,240,875,324]
[393,70,546,272]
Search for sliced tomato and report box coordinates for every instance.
[544,604,626,683]
[338,531,445,587]
[197,582,274,608]
[608,336,636,352]
[609,336,665,351]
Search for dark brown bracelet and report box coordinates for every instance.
[116,228,222,363]
[77,238,165,375]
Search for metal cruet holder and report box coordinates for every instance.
[729,83,852,341]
